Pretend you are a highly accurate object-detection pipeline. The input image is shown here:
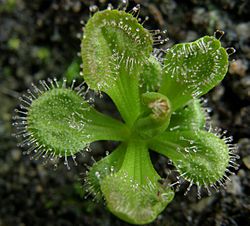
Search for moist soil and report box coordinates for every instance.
[0,0,250,226]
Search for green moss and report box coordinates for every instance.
[7,37,20,50]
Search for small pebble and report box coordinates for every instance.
[232,77,250,100]
[11,149,21,161]
[35,184,44,193]
[226,175,242,195]
[236,22,250,40]
[242,156,250,169]
[229,59,248,77]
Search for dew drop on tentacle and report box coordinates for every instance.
[53,163,58,171]
[39,80,50,91]
[214,30,225,40]
[197,183,201,199]
[184,180,193,196]
[47,78,55,88]
[19,98,31,108]
[53,78,59,88]
[62,78,67,88]
[129,4,140,18]
[118,0,128,11]
[150,29,169,46]
[31,83,43,94]
[107,3,114,10]
[90,156,96,163]
[70,79,76,90]
[204,182,212,196]
[64,151,71,170]
[226,47,236,56]
[70,150,78,166]
[89,5,99,14]
[27,88,37,99]
[75,81,87,96]
[141,16,149,25]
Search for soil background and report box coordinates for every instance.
[0,0,250,226]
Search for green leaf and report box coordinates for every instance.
[168,98,206,132]
[150,130,230,186]
[81,9,152,92]
[100,140,174,224]
[26,87,128,157]
[64,58,81,82]
[160,36,229,111]
[81,9,153,126]
[85,144,126,200]
[105,66,141,127]
[140,55,162,93]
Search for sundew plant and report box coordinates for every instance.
[14,4,239,225]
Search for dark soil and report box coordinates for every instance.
[0,0,250,226]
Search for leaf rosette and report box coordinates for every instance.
[14,6,237,225]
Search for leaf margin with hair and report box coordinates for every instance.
[25,87,128,157]
[81,9,153,126]
[100,139,174,225]
[167,98,207,132]
[149,130,231,186]
[160,36,229,111]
